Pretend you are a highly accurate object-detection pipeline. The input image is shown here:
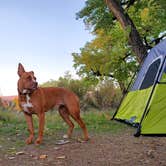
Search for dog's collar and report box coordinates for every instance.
[18,88,37,96]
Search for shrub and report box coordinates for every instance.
[40,73,122,111]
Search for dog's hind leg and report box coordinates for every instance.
[58,105,74,139]
[70,112,89,141]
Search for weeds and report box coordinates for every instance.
[0,108,132,151]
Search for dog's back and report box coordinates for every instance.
[36,87,80,112]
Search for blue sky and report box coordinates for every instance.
[0,0,93,96]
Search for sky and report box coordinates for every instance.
[0,0,93,96]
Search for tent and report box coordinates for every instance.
[113,39,166,136]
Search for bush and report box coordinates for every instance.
[40,73,122,111]
[95,80,121,109]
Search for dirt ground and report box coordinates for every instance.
[0,130,166,166]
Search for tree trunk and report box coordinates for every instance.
[105,0,147,64]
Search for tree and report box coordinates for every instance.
[74,0,166,92]
[72,28,137,93]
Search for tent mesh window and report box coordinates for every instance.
[140,59,161,90]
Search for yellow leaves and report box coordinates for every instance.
[141,8,149,22]
[12,97,21,111]
[90,29,112,49]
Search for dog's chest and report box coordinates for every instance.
[21,94,34,114]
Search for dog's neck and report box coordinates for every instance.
[18,88,37,97]
[18,88,37,108]
[21,93,33,114]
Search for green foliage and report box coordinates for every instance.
[77,0,166,41]
[127,0,166,43]
[73,0,166,91]
[76,0,114,32]
[72,27,138,91]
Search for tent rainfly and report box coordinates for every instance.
[113,39,166,136]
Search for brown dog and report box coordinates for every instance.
[17,63,89,144]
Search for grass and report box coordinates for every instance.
[82,110,130,133]
[0,108,132,135]
[0,108,132,152]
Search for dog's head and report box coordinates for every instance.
[17,63,38,94]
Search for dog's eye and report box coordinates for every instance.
[27,76,31,80]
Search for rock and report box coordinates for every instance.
[56,155,66,159]
[16,151,25,155]
[39,154,47,159]
[8,157,15,160]
[55,140,70,145]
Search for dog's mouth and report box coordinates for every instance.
[22,82,38,94]
[30,82,38,92]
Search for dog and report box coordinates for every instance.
[17,63,89,144]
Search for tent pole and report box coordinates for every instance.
[134,55,166,137]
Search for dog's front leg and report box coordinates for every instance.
[35,112,45,144]
[24,112,34,144]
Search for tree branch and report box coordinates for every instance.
[150,34,166,45]
[90,68,114,78]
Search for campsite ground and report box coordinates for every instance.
[0,130,166,166]
[0,110,166,166]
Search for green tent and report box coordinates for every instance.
[113,39,166,136]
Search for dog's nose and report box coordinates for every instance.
[35,82,38,87]
[32,82,38,89]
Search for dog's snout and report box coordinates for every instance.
[31,81,38,90]
[35,82,38,87]
[33,81,38,88]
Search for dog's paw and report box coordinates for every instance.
[84,137,90,141]
[35,138,42,145]
[26,136,34,144]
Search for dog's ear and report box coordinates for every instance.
[30,71,34,75]
[18,63,25,77]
